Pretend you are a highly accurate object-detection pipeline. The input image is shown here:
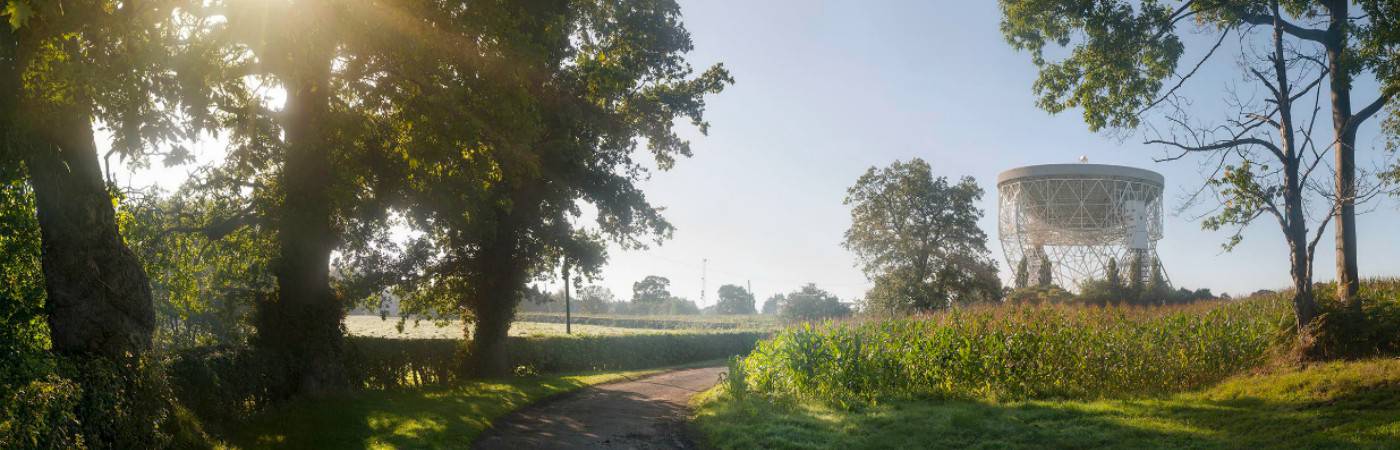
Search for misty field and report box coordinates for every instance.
[343,315,670,339]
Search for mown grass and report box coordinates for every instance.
[694,357,1400,449]
[219,363,705,449]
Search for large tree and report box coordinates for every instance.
[1001,0,1382,336]
[715,284,757,315]
[1001,0,1397,311]
[1,0,231,444]
[844,158,1001,312]
[340,0,731,376]
[632,276,675,306]
[777,284,851,322]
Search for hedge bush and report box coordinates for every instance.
[349,331,769,389]
[514,312,774,330]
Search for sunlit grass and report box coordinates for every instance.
[694,358,1400,449]
[218,367,678,449]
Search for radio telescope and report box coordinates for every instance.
[997,163,1166,290]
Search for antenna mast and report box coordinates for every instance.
[701,258,708,306]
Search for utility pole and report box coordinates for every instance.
[747,280,753,314]
[562,259,571,335]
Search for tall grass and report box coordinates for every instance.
[738,297,1295,405]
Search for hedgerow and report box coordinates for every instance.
[349,331,769,389]
[514,312,777,330]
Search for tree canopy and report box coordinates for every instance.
[844,158,1000,312]
[715,284,756,315]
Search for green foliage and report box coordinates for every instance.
[512,313,778,331]
[1307,278,1400,360]
[1014,257,1029,289]
[775,284,852,322]
[631,275,674,305]
[1003,285,1074,305]
[735,297,1291,406]
[346,332,766,390]
[844,159,1000,312]
[999,0,1184,131]
[1036,251,1053,287]
[695,358,1400,449]
[122,190,274,351]
[761,294,782,315]
[715,284,757,315]
[2,355,208,450]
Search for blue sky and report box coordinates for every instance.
[108,1,1398,307]
[586,0,1399,305]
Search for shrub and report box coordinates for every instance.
[514,312,773,330]
[2,355,205,450]
[347,331,769,389]
[1003,285,1073,305]
[736,298,1291,406]
[1308,279,1400,360]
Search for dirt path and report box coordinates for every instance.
[473,366,725,450]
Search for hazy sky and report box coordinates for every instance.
[108,1,1399,308]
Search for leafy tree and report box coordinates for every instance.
[1105,258,1122,296]
[1144,259,1170,305]
[778,284,852,322]
[633,276,675,306]
[1,0,230,444]
[715,284,757,315]
[761,294,783,315]
[1036,251,1054,288]
[1000,0,1381,333]
[1005,285,1074,305]
[334,0,730,376]
[1128,252,1146,302]
[1014,257,1029,289]
[575,285,617,314]
[844,159,1000,312]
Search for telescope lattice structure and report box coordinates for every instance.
[997,163,1166,291]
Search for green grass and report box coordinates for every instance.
[693,357,1400,449]
[220,364,696,449]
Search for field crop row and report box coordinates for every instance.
[735,297,1294,405]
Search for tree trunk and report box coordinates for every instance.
[1271,1,1318,335]
[22,104,155,359]
[465,189,533,378]
[468,295,517,378]
[1323,0,1360,308]
[255,58,345,396]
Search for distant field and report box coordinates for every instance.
[343,315,676,339]
[517,312,782,330]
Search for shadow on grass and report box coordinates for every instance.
[221,377,592,450]
[696,383,1400,449]
[474,388,691,449]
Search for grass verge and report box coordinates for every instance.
[693,357,1400,449]
[220,361,718,449]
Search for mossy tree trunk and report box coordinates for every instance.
[22,103,155,359]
